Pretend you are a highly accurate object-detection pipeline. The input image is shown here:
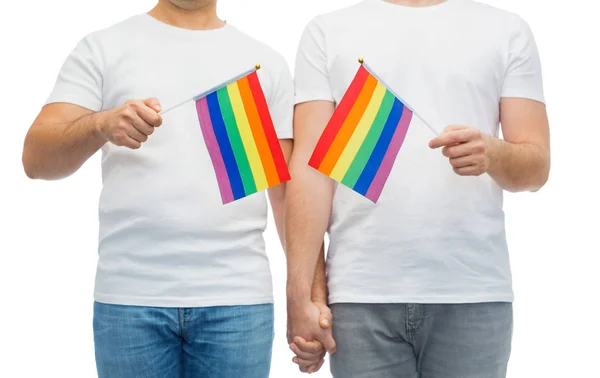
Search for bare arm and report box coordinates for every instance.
[270,137,328,308]
[311,244,328,307]
[288,243,329,374]
[268,139,293,247]
[23,99,163,180]
[429,98,550,192]
[22,104,106,180]
[286,100,335,305]
[286,17,339,372]
[285,100,337,371]
[487,98,550,192]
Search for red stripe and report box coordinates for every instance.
[308,65,370,169]
[247,71,291,183]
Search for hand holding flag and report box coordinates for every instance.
[428,125,491,177]
[158,65,291,204]
[96,98,163,149]
[308,59,439,203]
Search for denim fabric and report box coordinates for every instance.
[330,302,513,378]
[93,301,274,378]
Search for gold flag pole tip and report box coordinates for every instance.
[358,58,364,64]
[255,64,261,70]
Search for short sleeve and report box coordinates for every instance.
[293,17,334,104]
[266,54,294,140]
[45,35,104,111]
[501,17,545,104]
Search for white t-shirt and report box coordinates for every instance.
[294,0,544,304]
[46,14,294,307]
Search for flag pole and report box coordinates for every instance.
[359,58,439,137]
[158,64,261,117]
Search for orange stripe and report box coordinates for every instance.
[237,76,280,186]
[319,74,378,175]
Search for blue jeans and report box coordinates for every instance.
[330,302,513,378]
[93,301,274,378]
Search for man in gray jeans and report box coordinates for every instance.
[285,0,550,377]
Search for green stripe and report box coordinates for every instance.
[217,87,257,195]
[342,90,396,188]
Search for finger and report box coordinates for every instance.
[442,125,467,133]
[453,165,485,176]
[429,129,476,149]
[114,134,141,150]
[442,140,485,158]
[292,356,320,368]
[143,97,162,113]
[130,115,156,136]
[294,336,324,354]
[290,343,325,363]
[308,359,325,374]
[306,358,325,374]
[135,103,163,128]
[317,358,325,370]
[125,124,149,143]
[320,332,337,354]
[449,155,481,169]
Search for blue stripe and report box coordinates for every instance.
[207,92,245,199]
[353,99,404,195]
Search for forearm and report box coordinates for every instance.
[285,162,333,305]
[486,135,550,192]
[311,244,328,304]
[23,111,106,180]
[268,183,287,248]
[269,139,293,248]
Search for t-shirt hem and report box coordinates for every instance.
[94,292,274,308]
[500,90,545,104]
[294,93,334,105]
[276,130,294,140]
[45,95,101,112]
[329,292,514,304]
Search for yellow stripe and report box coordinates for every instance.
[227,82,268,191]
[330,82,388,181]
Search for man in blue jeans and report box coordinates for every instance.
[285,0,550,377]
[22,1,293,377]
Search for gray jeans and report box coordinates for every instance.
[330,302,512,378]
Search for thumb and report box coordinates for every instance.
[318,308,332,329]
[144,97,162,113]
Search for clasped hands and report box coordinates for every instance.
[287,126,489,374]
[287,301,336,374]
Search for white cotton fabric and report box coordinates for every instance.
[46,14,294,307]
[294,0,544,304]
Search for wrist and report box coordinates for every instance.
[311,294,328,306]
[287,285,312,307]
[311,283,328,305]
[90,111,109,142]
[482,133,497,173]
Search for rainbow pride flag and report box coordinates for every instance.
[194,66,290,204]
[309,62,415,203]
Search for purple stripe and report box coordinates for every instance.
[365,107,413,203]
[196,98,234,204]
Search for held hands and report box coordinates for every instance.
[96,98,163,149]
[429,125,491,176]
[288,301,336,374]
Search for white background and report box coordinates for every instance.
[1,0,598,377]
